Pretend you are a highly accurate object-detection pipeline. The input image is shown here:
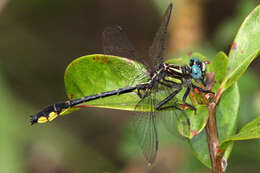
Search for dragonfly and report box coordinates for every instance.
[30,3,213,164]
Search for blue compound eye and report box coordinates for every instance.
[190,58,202,79]
[191,65,202,79]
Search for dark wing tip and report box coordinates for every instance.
[169,2,173,9]
[167,3,173,21]
[167,3,173,15]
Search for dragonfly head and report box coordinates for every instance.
[189,58,207,80]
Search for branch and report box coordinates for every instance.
[205,72,223,173]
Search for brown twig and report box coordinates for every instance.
[206,102,222,173]
[205,72,223,173]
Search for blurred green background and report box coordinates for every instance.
[0,0,259,172]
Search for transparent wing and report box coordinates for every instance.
[102,25,140,62]
[131,83,179,164]
[132,82,191,163]
[158,87,191,137]
[102,24,150,86]
[132,91,158,165]
[160,108,190,137]
[148,3,173,71]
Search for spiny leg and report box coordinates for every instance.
[155,88,182,111]
[156,104,182,111]
[192,84,214,94]
[182,87,196,111]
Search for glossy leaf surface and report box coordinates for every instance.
[64,54,148,111]
[220,116,260,150]
[219,5,260,94]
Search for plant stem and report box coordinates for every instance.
[205,72,223,173]
[206,102,223,173]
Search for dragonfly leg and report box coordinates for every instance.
[155,88,182,110]
[192,84,214,94]
[156,104,182,111]
[182,87,196,111]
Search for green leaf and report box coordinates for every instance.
[177,105,209,139]
[190,82,240,168]
[220,116,260,150]
[64,54,148,111]
[219,5,260,94]
[208,51,228,92]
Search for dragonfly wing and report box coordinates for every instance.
[132,93,158,165]
[148,3,173,70]
[160,109,190,137]
[102,25,140,61]
[102,24,150,86]
[157,87,191,137]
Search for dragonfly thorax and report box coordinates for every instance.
[150,58,207,87]
[150,63,166,80]
[165,64,191,79]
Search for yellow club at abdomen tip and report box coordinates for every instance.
[48,112,58,121]
[37,116,48,123]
